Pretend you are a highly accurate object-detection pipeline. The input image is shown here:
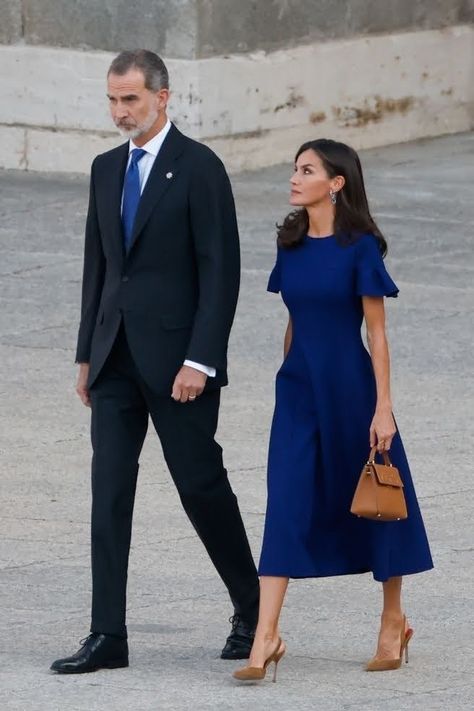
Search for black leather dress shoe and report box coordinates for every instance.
[50,633,129,674]
[220,614,256,660]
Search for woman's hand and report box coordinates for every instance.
[369,407,397,451]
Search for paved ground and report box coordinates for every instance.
[1,132,473,710]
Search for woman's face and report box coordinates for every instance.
[289,149,337,207]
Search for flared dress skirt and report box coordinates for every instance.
[258,234,433,582]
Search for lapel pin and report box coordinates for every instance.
[166,171,173,179]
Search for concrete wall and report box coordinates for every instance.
[3,0,197,58]
[196,0,474,57]
[200,24,474,170]
[2,0,473,56]
[0,1,473,173]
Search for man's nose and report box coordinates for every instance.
[114,103,128,118]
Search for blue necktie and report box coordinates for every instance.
[122,148,147,251]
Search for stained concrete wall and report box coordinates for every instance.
[2,0,197,55]
[0,1,473,173]
[13,0,197,58]
[196,0,474,57]
[2,0,473,57]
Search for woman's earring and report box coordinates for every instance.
[329,189,337,205]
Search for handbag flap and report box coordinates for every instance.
[372,463,404,488]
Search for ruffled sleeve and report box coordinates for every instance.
[267,246,281,293]
[356,234,399,298]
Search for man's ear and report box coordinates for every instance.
[157,88,170,109]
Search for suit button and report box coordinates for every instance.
[121,276,129,283]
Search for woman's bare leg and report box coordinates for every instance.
[373,576,408,659]
[247,576,288,667]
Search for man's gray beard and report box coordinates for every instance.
[118,126,142,139]
[116,109,159,140]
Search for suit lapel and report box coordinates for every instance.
[127,124,186,254]
[104,142,129,266]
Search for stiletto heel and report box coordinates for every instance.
[272,661,278,683]
[366,616,414,672]
[403,626,413,664]
[233,638,286,682]
[271,642,286,682]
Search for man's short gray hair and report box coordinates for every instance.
[108,49,169,91]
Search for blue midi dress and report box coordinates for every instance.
[258,233,433,582]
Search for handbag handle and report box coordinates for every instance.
[368,446,392,466]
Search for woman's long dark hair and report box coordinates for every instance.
[277,139,387,255]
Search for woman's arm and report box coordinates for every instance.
[362,296,397,452]
[284,316,293,358]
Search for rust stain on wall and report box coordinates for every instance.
[232,128,270,139]
[201,128,270,141]
[274,89,305,113]
[309,111,326,124]
[332,95,415,127]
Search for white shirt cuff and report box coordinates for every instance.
[184,360,216,378]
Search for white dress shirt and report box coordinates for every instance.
[124,121,216,378]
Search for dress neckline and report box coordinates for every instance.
[305,234,335,241]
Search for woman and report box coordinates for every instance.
[233,139,433,682]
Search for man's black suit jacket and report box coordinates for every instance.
[75,123,240,395]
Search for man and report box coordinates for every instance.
[51,50,259,674]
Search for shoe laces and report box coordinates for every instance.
[229,614,242,631]
[79,633,97,647]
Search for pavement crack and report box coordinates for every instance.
[2,552,89,571]
[0,342,72,351]
[0,264,45,277]
[419,487,474,500]
[0,257,80,278]
[2,558,52,571]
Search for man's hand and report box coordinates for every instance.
[171,365,207,403]
[76,363,91,407]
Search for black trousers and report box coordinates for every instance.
[89,326,259,637]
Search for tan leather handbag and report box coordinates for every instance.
[350,446,408,521]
